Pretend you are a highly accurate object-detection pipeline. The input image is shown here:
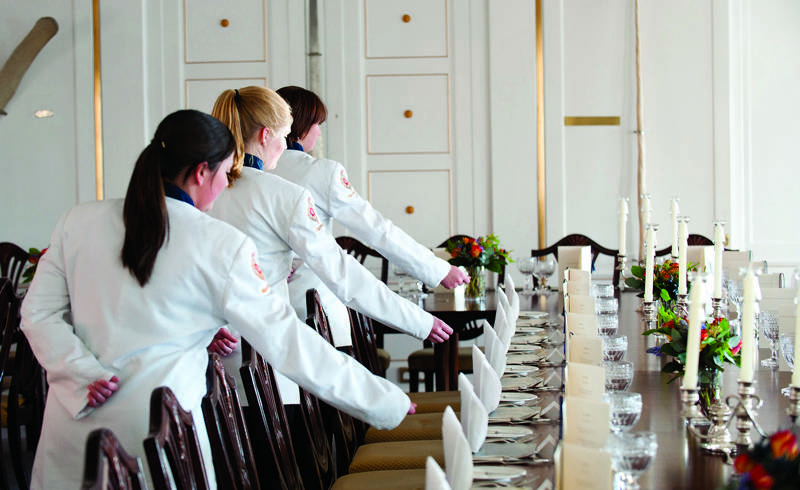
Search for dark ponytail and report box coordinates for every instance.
[276,86,327,147]
[121,110,235,286]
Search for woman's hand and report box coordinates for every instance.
[439,265,470,289]
[408,402,418,415]
[426,318,453,344]
[207,327,238,356]
[87,376,120,408]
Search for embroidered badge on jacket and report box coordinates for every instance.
[251,252,270,293]
[340,170,356,198]
[308,196,323,231]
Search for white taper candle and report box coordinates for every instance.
[739,268,756,383]
[684,280,704,389]
[678,218,688,295]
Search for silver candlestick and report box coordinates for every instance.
[711,297,727,319]
[616,254,627,290]
[680,386,705,421]
[641,300,658,332]
[787,386,800,426]
[674,293,689,318]
[727,380,765,451]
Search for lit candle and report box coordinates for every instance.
[619,198,629,257]
[739,267,756,383]
[643,225,656,302]
[678,217,688,295]
[713,221,724,298]
[684,280,704,389]
[793,283,800,387]
[670,198,680,257]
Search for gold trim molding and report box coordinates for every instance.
[93,0,103,200]
[536,0,545,248]
[564,116,621,126]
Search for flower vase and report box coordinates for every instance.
[465,266,486,301]
[698,368,722,417]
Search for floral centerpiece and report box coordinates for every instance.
[21,247,48,285]
[445,234,511,299]
[625,258,696,305]
[722,429,800,490]
[644,304,741,412]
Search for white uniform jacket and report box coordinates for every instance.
[271,149,450,339]
[21,198,410,489]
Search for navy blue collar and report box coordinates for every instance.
[243,153,264,171]
[163,182,195,206]
[289,141,304,152]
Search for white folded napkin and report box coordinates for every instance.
[496,287,517,328]
[458,373,488,453]
[472,345,501,413]
[483,322,507,376]
[503,273,520,320]
[425,456,452,490]
[443,406,474,490]
[494,300,515,348]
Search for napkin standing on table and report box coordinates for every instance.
[483,322,507,376]
[459,373,488,452]
[496,287,518,330]
[472,345,501,413]
[494,300,514,348]
[443,406,474,490]
[426,456,452,490]
[504,273,520,319]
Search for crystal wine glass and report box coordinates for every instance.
[603,335,628,362]
[516,256,536,296]
[533,256,556,293]
[724,273,744,336]
[604,361,634,392]
[760,310,780,368]
[597,313,619,337]
[608,431,657,490]
[591,281,615,299]
[780,333,794,396]
[604,392,642,433]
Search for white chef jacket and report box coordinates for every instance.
[21,198,410,490]
[271,149,450,338]
[209,168,435,401]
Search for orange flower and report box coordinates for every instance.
[462,237,470,244]
[450,249,459,258]
[770,430,799,460]
[749,463,774,490]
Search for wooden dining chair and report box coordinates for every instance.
[406,320,483,393]
[239,341,306,489]
[530,233,621,287]
[81,428,147,490]
[1,277,47,489]
[0,242,29,293]
[143,386,210,490]
[201,353,260,490]
[655,233,715,257]
[305,289,362,475]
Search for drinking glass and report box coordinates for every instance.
[780,333,794,396]
[607,431,657,490]
[533,256,556,293]
[516,256,536,296]
[724,274,744,335]
[603,335,628,362]
[604,392,642,433]
[597,313,619,337]
[760,310,780,368]
[595,297,619,315]
[591,281,615,299]
[604,361,634,392]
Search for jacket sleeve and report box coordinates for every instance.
[20,211,115,420]
[322,161,450,288]
[287,190,434,340]
[221,237,410,430]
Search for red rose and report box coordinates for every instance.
[770,430,799,460]
[734,453,754,474]
[749,463,774,490]
[450,249,459,258]
[700,330,708,342]
[469,245,481,258]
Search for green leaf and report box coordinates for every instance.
[630,265,645,277]
[660,288,672,302]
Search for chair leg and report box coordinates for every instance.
[409,369,419,392]
[423,371,434,392]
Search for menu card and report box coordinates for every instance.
[566,279,591,296]
[563,396,610,449]
[558,247,591,286]
[565,294,595,315]
[560,442,612,490]
[566,312,598,337]
[565,362,605,400]
[568,335,603,364]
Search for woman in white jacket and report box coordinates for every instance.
[20,110,412,489]
[272,85,469,338]
[207,86,452,403]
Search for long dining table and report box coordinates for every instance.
[422,287,795,488]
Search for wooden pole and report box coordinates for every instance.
[635,0,646,261]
